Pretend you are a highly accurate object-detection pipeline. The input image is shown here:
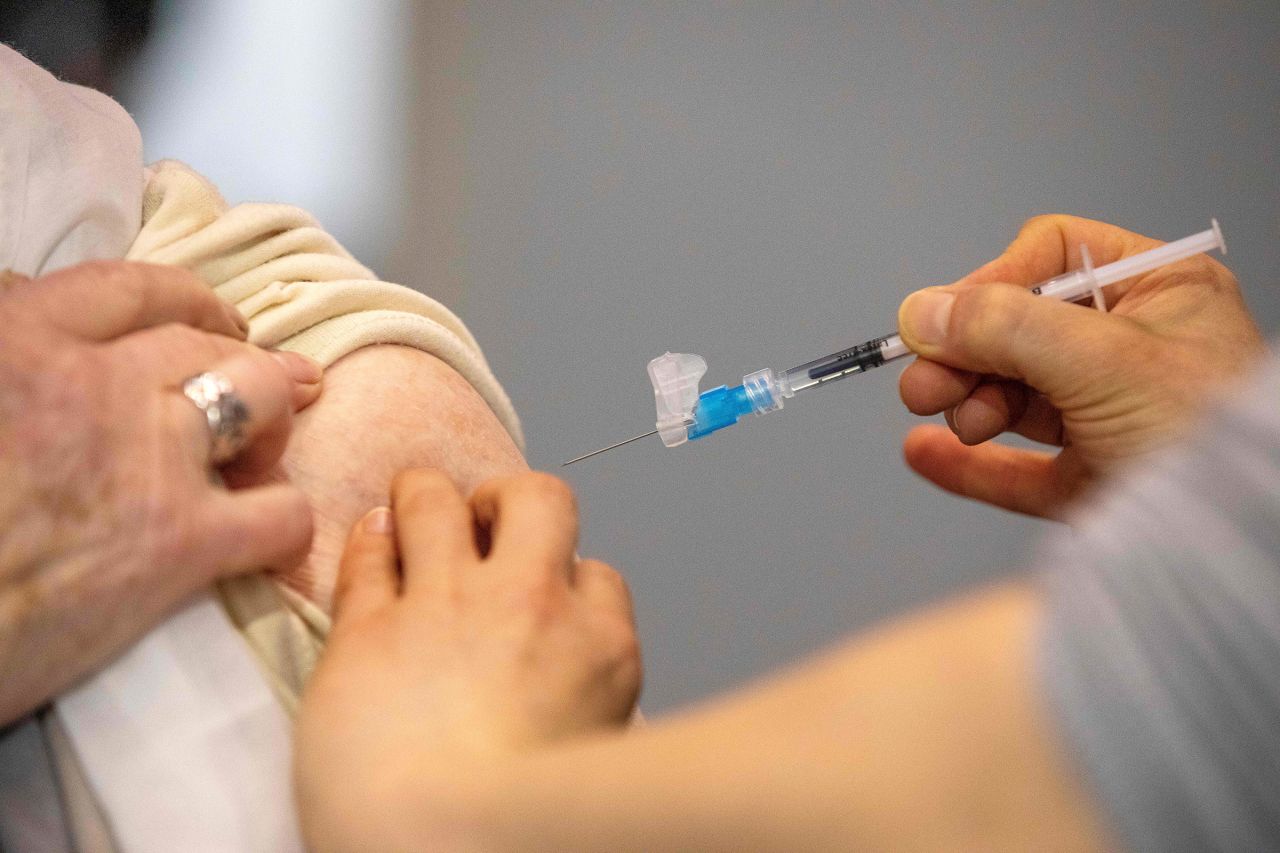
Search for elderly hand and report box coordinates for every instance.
[0,261,322,724]
[896,215,1265,518]
[296,469,639,849]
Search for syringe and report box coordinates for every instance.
[562,220,1226,466]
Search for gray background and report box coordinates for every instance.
[128,1,1280,713]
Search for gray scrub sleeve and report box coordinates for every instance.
[1037,353,1280,853]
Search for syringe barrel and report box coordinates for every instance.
[782,334,910,394]
[1033,222,1225,303]
[787,223,1228,391]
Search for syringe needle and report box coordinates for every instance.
[562,429,659,466]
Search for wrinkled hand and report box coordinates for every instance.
[896,215,1264,518]
[297,470,639,846]
[0,261,322,723]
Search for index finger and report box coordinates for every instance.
[392,469,479,593]
[470,473,579,575]
[14,260,247,342]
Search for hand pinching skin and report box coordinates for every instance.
[297,469,640,851]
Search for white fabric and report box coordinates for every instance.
[56,598,303,853]
[0,44,142,276]
[1,45,303,852]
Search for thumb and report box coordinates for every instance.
[897,282,1147,401]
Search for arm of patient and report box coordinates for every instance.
[277,343,527,611]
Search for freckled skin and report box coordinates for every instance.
[275,345,528,610]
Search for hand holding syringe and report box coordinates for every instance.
[564,221,1228,465]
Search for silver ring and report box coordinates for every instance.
[181,371,250,466]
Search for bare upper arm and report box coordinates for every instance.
[278,344,527,609]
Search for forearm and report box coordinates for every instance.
[330,582,1110,852]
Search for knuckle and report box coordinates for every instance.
[242,347,294,396]
[1186,254,1237,295]
[518,471,577,508]
[605,615,642,677]
[93,260,150,320]
[581,555,614,577]
[1209,258,1239,289]
[125,323,212,371]
[616,628,642,671]
[143,321,205,350]
[583,558,629,595]
[392,466,436,491]
[1019,213,1093,245]
[523,552,570,589]
[393,468,454,508]
[469,471,503,497]
[1021,212,1069,232]
[117,261,218,324]
[77,259,133,284]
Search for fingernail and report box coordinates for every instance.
[226,306,251,337]
[291,379,323,412]
[270,350,323,384]
[363,506,393,535]
[901,289,955,347]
